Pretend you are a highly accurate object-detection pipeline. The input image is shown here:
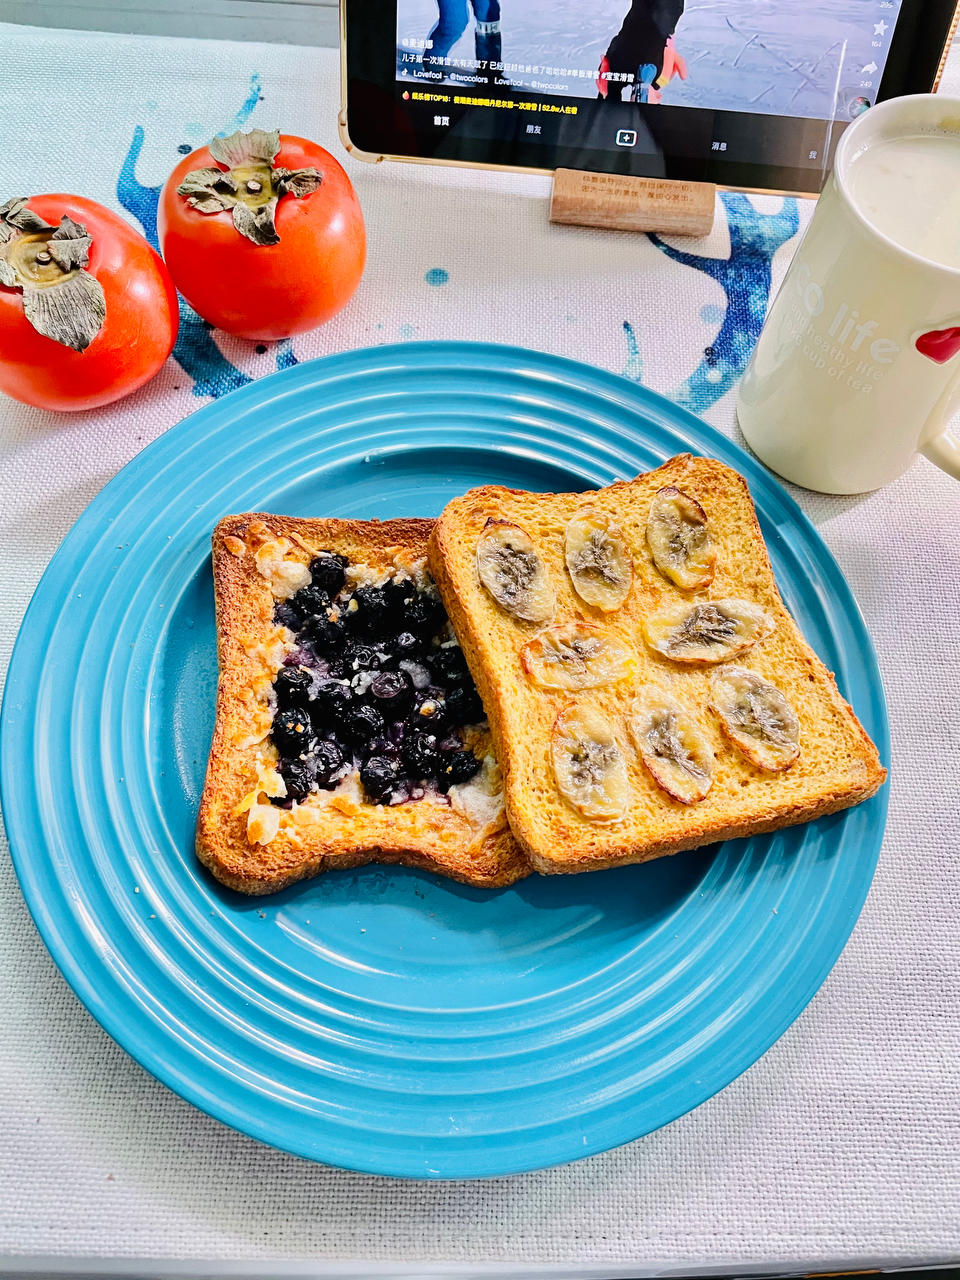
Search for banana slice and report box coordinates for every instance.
[643,598,774,664]
[564,507,633,611]
[551,702,630,822]
[476,519,555,623]
[629,686,714,804]
[710,666,800,771]
[646,486,716,590]
[522,622,635,691]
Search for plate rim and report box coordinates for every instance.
[0,340,890,1178]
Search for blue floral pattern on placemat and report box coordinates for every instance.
[646,193,799,413]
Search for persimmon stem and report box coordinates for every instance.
[0,199,105,351]
[177,129,323,247]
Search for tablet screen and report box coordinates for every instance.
[344,0,958,193]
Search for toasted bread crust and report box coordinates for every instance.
[428,455,887,874]
[196,514,528,893]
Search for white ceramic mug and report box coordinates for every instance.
[737,95,960,495]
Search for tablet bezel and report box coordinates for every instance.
[339,0,959,196]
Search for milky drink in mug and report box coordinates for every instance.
[737,95,960,494]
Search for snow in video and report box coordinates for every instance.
[397,0,903,121]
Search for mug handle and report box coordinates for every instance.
[916,325,960,481]
[921,431,960,480]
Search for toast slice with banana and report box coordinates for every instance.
[427,454,886,875]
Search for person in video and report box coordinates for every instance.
[598,0,687,104]
[422,0,504,85]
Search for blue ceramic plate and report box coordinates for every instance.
[1,342,888,1178]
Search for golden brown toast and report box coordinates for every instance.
[196,513,528,893]
[427,454,886,874]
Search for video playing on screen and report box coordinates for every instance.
[397,0,905,123]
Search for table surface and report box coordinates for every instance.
[1,22,959,1274]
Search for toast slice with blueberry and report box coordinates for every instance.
[196,513,527,894]
[427,454,886,875]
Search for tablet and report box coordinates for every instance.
[340,0,959,195]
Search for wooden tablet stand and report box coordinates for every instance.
[549,168,715,237]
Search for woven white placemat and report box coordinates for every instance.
[0,23,958,1269]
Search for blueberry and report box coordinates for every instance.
[304,616,346,655]
[431,644,470,685]
[311,680,353,725]
[344,704,386,747]
[277,758,315,803]
[446,684,485,726]
[360,754,403,803]
[368,669,414,718]
[404,593,446,638]
[396,658,432,692]
[309,552,348,599]
[313,740,347,790]
[349,586,394,637]
[402,731,440,779]
[384,578,415,612]
[292,583,331,621]
[411,692,448,732]
[273,600,302,631]
[391,630,421,661]
[438,749,482,790]
[274,666,312,709]
[350,645,380,671]
[271,706,314,757]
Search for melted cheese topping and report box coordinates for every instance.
[393,552,432,591]
[247,803,281,845]
[448,756,504,829]
[254,538,311,599]
[292,772,367,821]
[346,563,391,589]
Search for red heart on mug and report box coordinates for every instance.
[915,326,960,363]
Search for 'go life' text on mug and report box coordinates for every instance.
[784,265,899,393]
